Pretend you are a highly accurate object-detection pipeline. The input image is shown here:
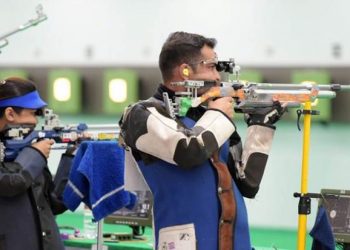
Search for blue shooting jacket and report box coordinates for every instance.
[135,116,252,250]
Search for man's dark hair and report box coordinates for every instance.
[0,77,37,117]
[159,31,217,82]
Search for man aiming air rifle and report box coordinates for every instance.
[163,59,350,123]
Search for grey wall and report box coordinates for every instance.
[1,0,350,119]
[1,0,350,66]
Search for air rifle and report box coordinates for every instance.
[163,80,350,118]
[0,109,119,162]
[163,59,350,119]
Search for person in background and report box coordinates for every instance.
[0,77,75,250]
[119,31,285,250]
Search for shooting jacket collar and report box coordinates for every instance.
[153,83,206,122]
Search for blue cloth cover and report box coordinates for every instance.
[310,206,336,250]
[63,141,136,221]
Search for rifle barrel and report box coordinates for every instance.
[254,89,336,99]
[316,90,337,98]
[318,84,350,92]
[236,82,350,92]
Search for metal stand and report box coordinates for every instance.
[295,101,323,250]
[296,101,313,250]
[96,219,104,250]
[0,5,47,52]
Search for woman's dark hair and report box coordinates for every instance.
[0,77,37,117]
[159,31,217,82]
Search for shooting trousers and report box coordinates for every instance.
[211,151,236,250]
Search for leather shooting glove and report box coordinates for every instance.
[244,101,286,129]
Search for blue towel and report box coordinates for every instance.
[309,206,335,250]
[63,141,136,221]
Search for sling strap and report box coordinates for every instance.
[211,151,236,250]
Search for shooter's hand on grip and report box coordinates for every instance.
[31,139,55,158]
[208,97,234,119]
